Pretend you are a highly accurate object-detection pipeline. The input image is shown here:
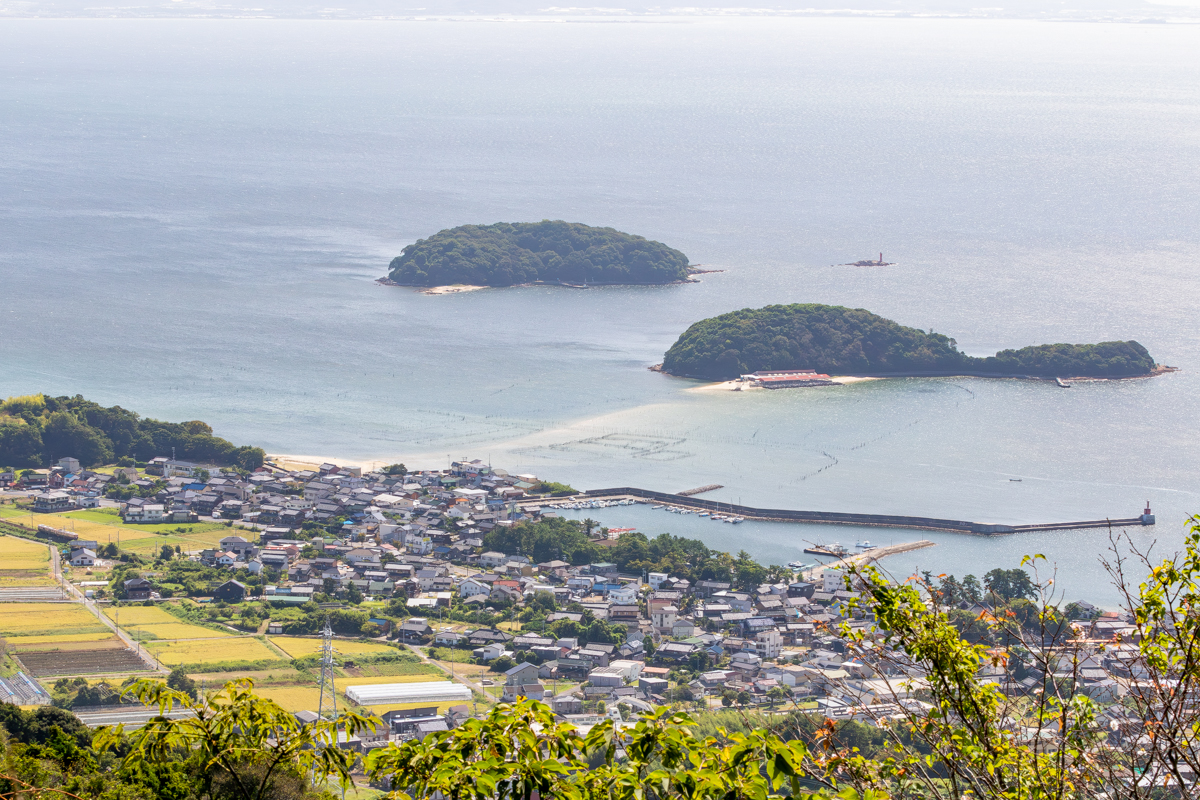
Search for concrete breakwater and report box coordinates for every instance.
[569,487,1153,536]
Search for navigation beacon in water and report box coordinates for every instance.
[842,252,895,267]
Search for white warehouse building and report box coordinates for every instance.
[344,681,472,706]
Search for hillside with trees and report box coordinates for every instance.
[387,220,691,287]
[661,303,1156,380]
[0,393,265,470]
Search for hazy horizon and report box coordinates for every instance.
[2,0,1198,20]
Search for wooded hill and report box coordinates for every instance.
[661,304,1156,380]
[0,393,265,470]
[387,220,691,287]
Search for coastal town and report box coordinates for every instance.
[0,455,1143,767]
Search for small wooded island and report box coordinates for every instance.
[661,304,1158,380]
[386,221,691,288]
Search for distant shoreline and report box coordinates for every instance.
[653,363,1178,386]
[375,272,714,293]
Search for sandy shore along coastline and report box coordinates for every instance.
[420,284,487,295]
[685,375,882,394]
[267,453,395,472]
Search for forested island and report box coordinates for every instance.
[386,220,691,287]
[0,394,265,470]
[661,304,1158,380]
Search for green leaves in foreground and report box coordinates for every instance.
[94,678,375,800]
[367,700,843,800]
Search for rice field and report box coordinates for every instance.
[0,535,54,587]
[102,606,178,626]
[7,632,116,647]
[269,637,401,659]
[127,622,232,640]
[102,605,233,640]
[0,535,49,570]
[0,602,108,638]
[146,636,281,666]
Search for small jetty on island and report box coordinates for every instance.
[843,252,895,267]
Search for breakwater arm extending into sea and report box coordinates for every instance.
[554,488,1154,536]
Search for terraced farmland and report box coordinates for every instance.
[269,637,401,659]
[146,636,281,667]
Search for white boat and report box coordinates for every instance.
[698,512,710,517]
[856,541,875,551]
[731,517,744,524]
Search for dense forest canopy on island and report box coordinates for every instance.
[662,304,1156,380]
[0,393,266,470]
[387,220,691,287]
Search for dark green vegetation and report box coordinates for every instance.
[482,518,786,591]
[387,220,691,287]
[0,394,266,470]
[662,303,1156,380]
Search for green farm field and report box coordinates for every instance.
[0,509,232,554]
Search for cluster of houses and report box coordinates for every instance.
[13,456,1145,738]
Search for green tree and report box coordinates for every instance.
[982,567,1036,602]
[166,668,198,700]
[961,573,983,603]
[41,410,114,467]
[95,678,373,800]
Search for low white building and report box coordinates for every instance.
[480,551,508,568]
[458,577,490,598]
[608,659,644,682]
[608,584,639,604]
[345,681,471,706]
[123,504,165,524]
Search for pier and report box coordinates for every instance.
[677,484,723,497]
[561,487,1155,536]
[804,540,936,582]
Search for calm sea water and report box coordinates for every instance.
[3,17,1200,604]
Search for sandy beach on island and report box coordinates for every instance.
[685,375,882,394]
[420,284,487,295]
